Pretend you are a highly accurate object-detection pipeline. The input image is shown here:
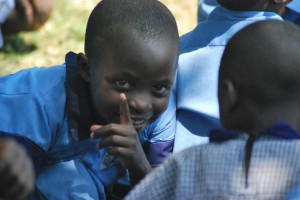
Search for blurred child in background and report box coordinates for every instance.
[0,0,179,199]
[174,0,288,153]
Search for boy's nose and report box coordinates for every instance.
[128,97,152,113]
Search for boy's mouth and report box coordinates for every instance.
[131,117,148,132]
[132,119,146,126]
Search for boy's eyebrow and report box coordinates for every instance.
[105,70,135,78]
[158,79,174,85]
[115,71,136,79]
[106,71,140,81]
[110,71,174,84]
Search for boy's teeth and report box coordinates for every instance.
[132,120,145,125]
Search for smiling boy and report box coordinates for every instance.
[0,0,179,199]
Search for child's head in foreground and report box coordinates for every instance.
[218,20,300,135]
[76,0,179,133]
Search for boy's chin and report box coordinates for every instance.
[133,121,149,134]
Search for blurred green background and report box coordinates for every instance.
[0,0,197,76]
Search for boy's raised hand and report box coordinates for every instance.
[90,93,151,185]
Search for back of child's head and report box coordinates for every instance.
[218,20,300,131]
[216,0,289,11]
[219,20,300,186]
[84,0,179,64]
[216,0,260,10]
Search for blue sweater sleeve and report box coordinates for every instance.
[0,66,66,169]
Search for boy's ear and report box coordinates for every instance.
[221,80,239,112]
[77,53,91,82]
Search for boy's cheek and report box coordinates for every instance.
[154,97,171,118]
[91,94,121,123]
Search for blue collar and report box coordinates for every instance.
[283,8,300,26]
[179,6,282,53]
[209,121,300,142]
[65,51,97,141]
[286,1,300,14]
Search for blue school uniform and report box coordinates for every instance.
[174,7,282,153]
[0,52,175,199]
[284,0,300,26]
[286,185,300,200]
[197,0,218,22]
[197,0,300,26]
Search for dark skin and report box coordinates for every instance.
[218,20,300,135]
[90,93,151,185]
[218,80,300,136]
[77,29,178,186]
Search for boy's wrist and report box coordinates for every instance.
[128,160,152,186]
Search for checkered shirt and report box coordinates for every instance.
[125,134,300,200]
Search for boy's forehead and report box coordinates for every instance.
[91,39,177,79]
[99,27,177,63]
[110,26,175,45]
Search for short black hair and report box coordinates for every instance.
[219,20,300,107]
[84,0,179,62]
[216,0,262,11]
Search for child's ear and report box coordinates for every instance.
[77,53,91,82]
[221,80,239,112]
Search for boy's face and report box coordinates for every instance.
[85,32,178,133]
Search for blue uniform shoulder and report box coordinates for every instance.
[0,65,66,96]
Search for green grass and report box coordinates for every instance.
[0,0,197,76]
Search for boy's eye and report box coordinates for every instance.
[152,84,170,96]
[115,80,130,90]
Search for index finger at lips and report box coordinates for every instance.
[119,93,132,125]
